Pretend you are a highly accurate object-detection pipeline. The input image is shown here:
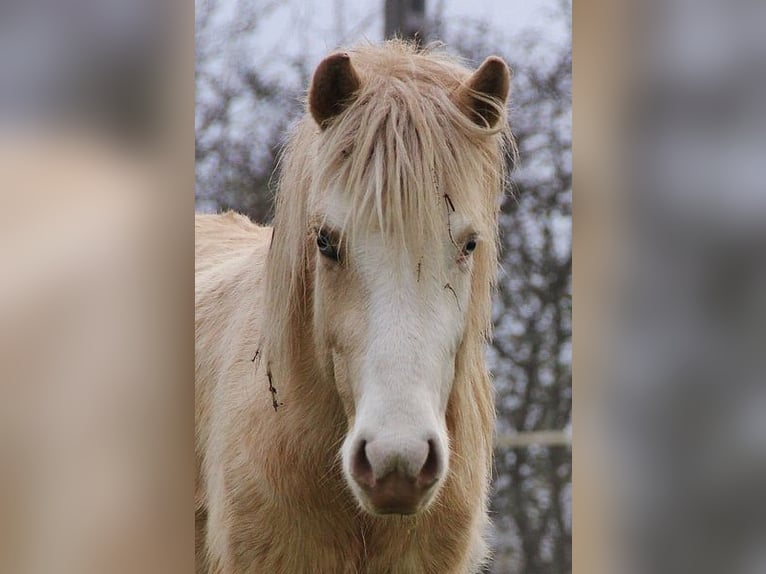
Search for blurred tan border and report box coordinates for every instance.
[572,0,623,572]
[0,0,195,572]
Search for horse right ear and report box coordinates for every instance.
[455,56,510,128]
[309,53,361,129]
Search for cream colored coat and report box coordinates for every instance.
[196,41,510,574]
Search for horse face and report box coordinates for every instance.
[310,195,478,515]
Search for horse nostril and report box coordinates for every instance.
[351,439,374,488]
[418,439,440,488]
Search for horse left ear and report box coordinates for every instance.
[309,52,361,129]
[455,56,510,128]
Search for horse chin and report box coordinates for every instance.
[363,496,435,517]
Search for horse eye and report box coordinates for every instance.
[316,229,340,262]
[463,238,478,255]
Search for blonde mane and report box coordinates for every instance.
[264,41,510,387]
[196,41,512,573]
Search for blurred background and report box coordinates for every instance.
[597,1,766,573]
[195,1,572,572]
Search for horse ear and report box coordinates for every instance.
[309,52,361,129]
[455,56,510,128]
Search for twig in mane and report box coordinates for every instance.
[431,168,439,194]
[444,282,460,308]
[443,193,458,246]
[417,258,423,282]
[443,193,456,213]
[266,364,281,412]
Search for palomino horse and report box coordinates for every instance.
[196,41,511,573]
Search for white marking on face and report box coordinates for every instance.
[311,192,477,513]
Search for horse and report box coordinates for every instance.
[195,41,511,573]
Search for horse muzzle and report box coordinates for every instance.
[348,434,445,514]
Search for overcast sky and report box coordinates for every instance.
[204,0,569,90]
